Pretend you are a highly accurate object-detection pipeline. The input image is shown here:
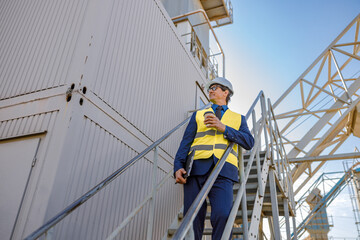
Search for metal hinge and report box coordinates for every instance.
[32,157,37,167]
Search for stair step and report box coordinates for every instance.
[243,152,266,160]
[234,182,259,191]
[245,192,280,203]
[248,165,261,174]
[247,174,260,183]
[244,193,265,202]
[244,161,265,170]
[203,227,243,235]
[168,226,244,237]
[178,209,253,220]
[234,182,271,195]
[206,210,252,219]
[262,204,285,211]
[166,151,289,239]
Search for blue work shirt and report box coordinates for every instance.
[174,104,254,182]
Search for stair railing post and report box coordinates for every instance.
[269,167,281,240]
[252,109,263,197]
[273,121,285,185]
[288,173,296,211]
[44,227,54,240]
[282,144,288,191]
[281,153,287,195]
[286,158,295,211]
[259,217,264,240]
[292,216,298,240]
[221,91,265,240]
[268,216,275,240]
[274,136,282,181]
[269,102,280,175]
[283,198,291,240]
[260,95,269,160]
[221,125,264,240]
[146,146,158,240]
[239,147,249,240]
[267,99,275,169]
[275,114,295,210]
[269,99,294,202]
[276,130,286,190]
[275,119,295,209]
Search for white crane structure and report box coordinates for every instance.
[273,14,360,197]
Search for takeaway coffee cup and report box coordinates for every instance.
[204,111,215,128]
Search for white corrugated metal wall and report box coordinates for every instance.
[0,0,89,99]
[0,0,209,239]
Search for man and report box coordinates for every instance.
[174,77,254,240]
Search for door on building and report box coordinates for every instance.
[0,137,40,240]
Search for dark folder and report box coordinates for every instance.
[184,150,195,178]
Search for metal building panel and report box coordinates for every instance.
[0,111,58,140]
[83,0,207,159]
[0,0,89,100]
[47,116,179,240]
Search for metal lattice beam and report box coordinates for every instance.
[273,14,360,195]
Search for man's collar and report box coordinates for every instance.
[211,104,228,111]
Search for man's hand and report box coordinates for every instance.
[175,168,187,184]
[204,114,226,132]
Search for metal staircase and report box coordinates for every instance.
[165,93,296,240]
[166,152,295,240]
[165,152,270,239]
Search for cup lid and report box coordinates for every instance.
[203,111,214,116]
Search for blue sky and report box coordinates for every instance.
[216,1,360,112]
[212,1,360,238]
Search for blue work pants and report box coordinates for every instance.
[183,171,234,240]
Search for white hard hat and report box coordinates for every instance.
[205,77,234,96]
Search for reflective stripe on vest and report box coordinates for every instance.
[190,107,242,168]
[189,144,238,157]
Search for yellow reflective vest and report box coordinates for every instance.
[189,107,242,168]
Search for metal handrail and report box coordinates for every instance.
[269,103,291,187]
[221,95,295,239]
[265,98,296,239]
[246,91,264,120]
[25,103,211,240]
[172,91,265,239]
[267,100,297,239]
[268,100,296,209]
[106,167,173,240]
[172,9,226,77]
[221,92,267,239]
[183,30,218,79]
